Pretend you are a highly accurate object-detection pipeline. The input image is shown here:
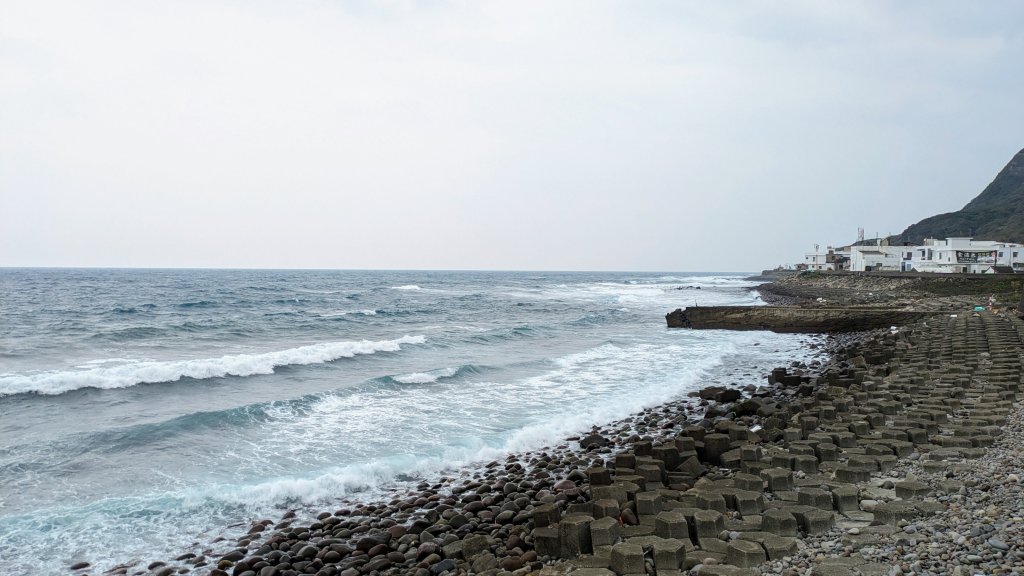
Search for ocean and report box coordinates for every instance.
[0,269,814,574]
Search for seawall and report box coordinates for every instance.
[666,306,930,333]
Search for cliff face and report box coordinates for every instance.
[892,148,1024,244]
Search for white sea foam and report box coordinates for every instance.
[654,275,760,287]
[0,336,426,397]
[320,309,378,318]
[204,455,440,505]
[511,281,682,307]
[391,366,461,384]
[227,337,741,503]
[423,325,487,332]
[211,342,727,505]
[391,285,422,291]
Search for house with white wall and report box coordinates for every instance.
[906,238,1024,273]
[796,237,1023,274]
[849,245,905,272]
[991,242,1024,271]
[802,246,851,271]
[802,251,831,271]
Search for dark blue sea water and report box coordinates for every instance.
[0,269,812,574]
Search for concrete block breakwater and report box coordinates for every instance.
[138,312,1024,576]
[517,313,1023,576]
[665,306,930,333]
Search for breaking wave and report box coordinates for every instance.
[319,309,378,318]
[384,364,481,385]
[0,336,426,397]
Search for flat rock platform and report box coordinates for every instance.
[666,306,931,333]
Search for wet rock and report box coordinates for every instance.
[620,508,638,526]
[471,552,498,572]
[355,533,389,552]
[699,386,742,403]
[580,434,609,450]
[499,556,525,571]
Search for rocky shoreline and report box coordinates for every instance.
[754,272,1023,313]
[85,290,1024,576]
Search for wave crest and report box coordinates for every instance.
[0,336,426,397]
[320,309,378,318]
[387,364,478,385]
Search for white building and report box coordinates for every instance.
[905,238,1024,273]
[992,242,1024,271]
[849,245,906,272]
[802,251,831,271]
[796,237,1023,274]
[802,246,850,271]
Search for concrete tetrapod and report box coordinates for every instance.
[609,543,645,575]
[725,539,767,568]
[651,538,687,572]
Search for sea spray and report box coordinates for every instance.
[0,335,426,396]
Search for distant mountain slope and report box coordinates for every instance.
[892,148,1024,245]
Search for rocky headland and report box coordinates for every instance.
[89,277,1024,576]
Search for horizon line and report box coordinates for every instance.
[0,265,756,275]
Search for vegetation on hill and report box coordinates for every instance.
[891,148,1024,245]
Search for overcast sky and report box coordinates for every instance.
[2,1,1022,271]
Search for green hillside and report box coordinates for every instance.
[892,148,1024,245]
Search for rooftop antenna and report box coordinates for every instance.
[857,227,865,243]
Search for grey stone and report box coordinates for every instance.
[725,539,767,568]
[655,511,689,540]
[652,538,687,571]
[609,543,645,575]
[761,509,797,537]
[559,515,594,558]
[590,516,620,548]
